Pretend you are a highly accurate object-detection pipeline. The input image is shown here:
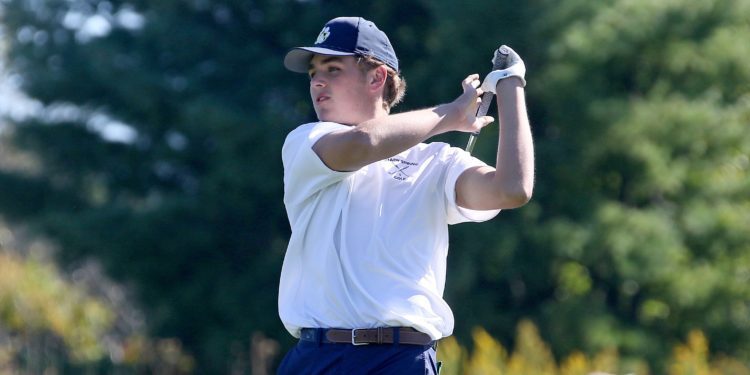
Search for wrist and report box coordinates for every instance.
[432,103,460,134]
[481,68,526,94]
[497,76,525,90]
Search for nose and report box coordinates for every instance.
[310,74,326,88]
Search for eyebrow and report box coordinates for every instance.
[308,56,344,70]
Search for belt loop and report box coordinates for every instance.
[393,327,400,347]
[317,328,324,346]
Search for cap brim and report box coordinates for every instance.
[283,47,356,73]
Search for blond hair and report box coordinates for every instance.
[357,55,406,112]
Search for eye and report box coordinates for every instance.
[328,66,340,73]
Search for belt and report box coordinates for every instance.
[300,327,433,346]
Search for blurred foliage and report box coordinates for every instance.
[447,1,750,373]
[0,0,748,372]
[440,320,750,375]
[0,251,113,366]
[0,240,194,373]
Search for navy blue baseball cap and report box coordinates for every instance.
[284,17,399,73]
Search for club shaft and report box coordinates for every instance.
[465,91,496,153]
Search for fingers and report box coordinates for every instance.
[473,115,494,130]
[462,74,481,91]
[463,73,480,85]
[452,74,495,133]
[474,87,486,105]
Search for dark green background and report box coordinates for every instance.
[1,0,749,372]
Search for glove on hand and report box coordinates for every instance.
[480,45,526,93]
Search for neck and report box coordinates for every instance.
[336,101,389,126]
[359,99,389,123]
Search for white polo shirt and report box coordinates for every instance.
[278,121,500,340]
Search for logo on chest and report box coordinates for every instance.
[386,157,419,181]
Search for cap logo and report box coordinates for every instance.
[315,27,331,44]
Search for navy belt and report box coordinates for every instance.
[300,327,434,346]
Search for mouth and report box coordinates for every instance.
[316,94,330,103]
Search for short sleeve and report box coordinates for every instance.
[443,147,501,224]
[282,122,353,207]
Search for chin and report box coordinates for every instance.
[317,113,350,125]
[314,110,331,122]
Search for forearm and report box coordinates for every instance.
[353,106,452,161]
[493,78,534,202]
[313,104,460,172]
[454,45,533,210]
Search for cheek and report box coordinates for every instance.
[341,79,369,106]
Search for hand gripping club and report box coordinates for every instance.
[465,46,511,153]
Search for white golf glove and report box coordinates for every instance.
[480,45,526,93]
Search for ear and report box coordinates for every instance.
[368,65,387,92]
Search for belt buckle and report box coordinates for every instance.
[351,329,369,346]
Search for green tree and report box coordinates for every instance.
[2,0,749,372]
[444,0,750,371]
[0,0,437,371]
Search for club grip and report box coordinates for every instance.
[492,46,512,70]
[476,46,511,118]
[466,47,511,152]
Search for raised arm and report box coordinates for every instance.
[313,74,495,172]
[455,47,535,210]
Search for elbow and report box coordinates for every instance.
[346,128,380,164]
[497,169,534,208]
[517,189,534,206]
[496,183,534,209]
[519,181,534,205]
[517,181,535,205]
[505,190,532,208]
[483,165,534,209]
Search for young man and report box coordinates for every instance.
[278,16,534,374]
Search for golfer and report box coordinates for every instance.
[278,16,534,374]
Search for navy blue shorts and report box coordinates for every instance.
[277,340,440,374]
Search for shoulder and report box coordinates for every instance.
[288,121,349,135]
[285,121,350,142]
[283,122,349,149]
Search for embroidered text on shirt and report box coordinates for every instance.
[387,158,418,181]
